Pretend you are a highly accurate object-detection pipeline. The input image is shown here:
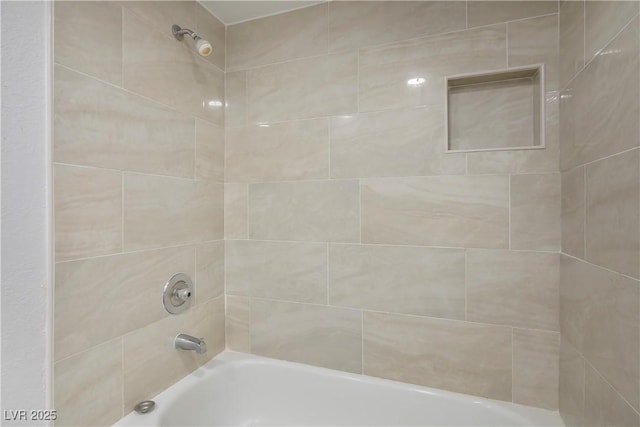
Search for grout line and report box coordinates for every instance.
[464,249,468,320]
[53,161,220,183]
[358,180,362,243]
[121,173,125,252]
[505,22,509,68]
[583,165,587,260]
[326,243,330,305]
[465,1,468,28]
[560,252,640,283]
[511,327,514,403]
[560,146,640,174]
[361,310,365,375]
[583,356,640,417]
[508,175,512,250]
[120,336,125,416]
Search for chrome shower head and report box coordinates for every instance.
[172,24,213,57]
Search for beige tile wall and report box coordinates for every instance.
[558,2,640,425]
[225,0,561,410]
[53,2,225,425]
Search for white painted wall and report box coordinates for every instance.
[1,0,53,422]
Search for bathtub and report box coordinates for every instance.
[115,351,564,426]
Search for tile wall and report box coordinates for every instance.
[224,1,561,409]
[558,2,640,426]
[52,2,225,425]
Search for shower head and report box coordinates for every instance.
[172,24,213,57]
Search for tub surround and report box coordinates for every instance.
[224,0,561,412]
[53,2,225,425]
[558,2,640,425]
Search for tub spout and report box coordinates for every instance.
[174,333,207,354]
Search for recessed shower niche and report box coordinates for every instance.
[445,65,545,153]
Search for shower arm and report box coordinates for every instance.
[172,25,200,41]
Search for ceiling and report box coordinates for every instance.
[199,1,324,25]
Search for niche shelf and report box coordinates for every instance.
[445,65,545,153]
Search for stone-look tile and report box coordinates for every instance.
[560,255,640,411]
[466,92,559,174]
[584,363,640,427]
[226,119,329,183]
[467,250,559,331]
[54,164,122,262]
[448,78,536,151]
[330,107,465,179]
[123,11,224,125]
[194,2,225,71]
[54,1,122,85]
[227,4,328,71]
[54,66,195,178]
[55,246,195,361]
[195,119,224,183]
[121,1,195,37]
[54,339,123,426]
[363,312,512,401]
[359,25,506,112]
[513,329,560,410]
[226,295,251,353]
[328,1,466,53]
[226,240,327,304]
[224,183,248,239]
[467,1,557,28]
[247,52,357,123]
[585,149,640,279]
[251,299,362,373]
[559,339,584,427]
[123,296,225,412]
[123,174,223,251]
[361,175,509,248]
[329,244,465,319]
[249,180,360,243]
[225,71,247,128]
[195,241,224,303]
[585,1,639,62]
[508,15,559,91]
[510,173,561,251]
[560,16,639,170]
[559,0,584,89]
[562,166,585,258]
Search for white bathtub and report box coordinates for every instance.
[115,351,564,426]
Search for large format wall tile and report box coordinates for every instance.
[560,16,639,170]
[55,246,195,361]
[54,66,195,178]
[363,312,512,401]
[54,164,122,262]
[584,363,640,426]
[467,1,557,28]
[361,176,509,248]
[122,1,196,37]
[227,4,328,70]
[123,174,223,251]
[123,11,224,125]
[329,107,465,179]
[329,244,465,319]
[195,241,224,303]
[226,119,329,182]
[559,0,584,89]
[226,240,327,304]
[54,1,122,85]
[585,149,640,279]
[54,339,123,426]
[559,339,584,427]
[226,295,251,353]
[560,255,640,411]
[251,299,362,373]
[467,250,559,331]
[585,1,639,62]
[561,166,585,259]
[247,52,357,123]
[224,183,248,239]
[225,71,247,128]
[508,14,559,91]
[359,25,506,112]
[328,1,465,53]
[123,296,224,412]
[249,180,359,243]
[466,92,559,174]
[513,329,559,409]
[510,173,561,251]
[195,119,224,182]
